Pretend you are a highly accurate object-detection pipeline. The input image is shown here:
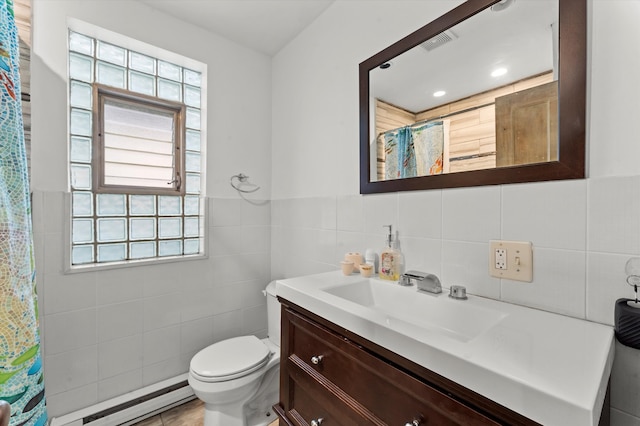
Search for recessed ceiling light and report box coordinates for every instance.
[491,68,507,77]
[433,90,446,97]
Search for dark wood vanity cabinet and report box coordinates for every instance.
[274,299,540,426]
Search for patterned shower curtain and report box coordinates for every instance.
[380,121,444,180]
[0,0,47,425]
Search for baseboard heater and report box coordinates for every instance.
[49,374,195,426]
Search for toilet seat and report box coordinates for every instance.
[190,336,272,383]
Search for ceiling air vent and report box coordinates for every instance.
[420,30,458,52]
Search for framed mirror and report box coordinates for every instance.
[359,0,586,194]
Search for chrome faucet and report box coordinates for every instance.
[400,270,442,294]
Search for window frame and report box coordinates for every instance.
[92,83,186,196]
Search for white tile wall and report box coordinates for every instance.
[502,180,587,250]
[37,195,271,418]
[98,335,142,380]
[271,176,640,424]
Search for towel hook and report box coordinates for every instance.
[230,173,260,193]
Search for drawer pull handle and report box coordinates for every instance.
[311,355,324,365]
[405,420,421,426]
[310,418,323,426]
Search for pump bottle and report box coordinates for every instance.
[379,225,403,281]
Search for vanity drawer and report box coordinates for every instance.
[285,358,382,426]
[285,307,500,426]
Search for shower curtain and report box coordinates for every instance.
[0,1,47,425]
[380,121,444,180]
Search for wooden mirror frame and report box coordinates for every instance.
[359,0,586,194]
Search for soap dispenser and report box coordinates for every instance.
[380,225,403,281]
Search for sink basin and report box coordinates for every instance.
[323,279,507,342]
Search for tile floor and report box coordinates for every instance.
[132,399,279,426]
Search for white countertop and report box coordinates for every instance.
[276,271,614,426]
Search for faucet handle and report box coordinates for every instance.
[449,285,468,300]
[399,275,413,286]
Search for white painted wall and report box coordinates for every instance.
[271,0,640,424]
[31,0,272,417]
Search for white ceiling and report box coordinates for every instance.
[139,0,335,56]
[371,0,558,113]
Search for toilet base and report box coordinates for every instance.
[203,402,245,426]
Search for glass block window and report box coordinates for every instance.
[68,30,204,265]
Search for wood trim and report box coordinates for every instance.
[360,0,586,193]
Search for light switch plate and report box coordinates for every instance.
[489,240,533,282]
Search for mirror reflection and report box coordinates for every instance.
[369,0,559,183]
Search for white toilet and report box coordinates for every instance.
[188,282,280,426]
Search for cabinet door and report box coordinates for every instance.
[281,307,501,426]
[495,81,558,167]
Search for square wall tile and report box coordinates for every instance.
[501,247,586,318]
[44,232,65,275]
[241,199,271,227]
[234,279,270,308]
[180,286,216,322]
[143,325,180,366]
[502,180,587,250]
[588,176,640,254]
[442,240,500,299]
[180,316,215,360]
[288,197,326,229]
[401,237,442,277]
[209,254,242,286]
[362,193,398,235]
[442,186,501,243]
[399,190,442,239]
[587,252,635,326]
[210,198,242,227]
[45,382,97,418]
[44,308,96,355]
[96,268,144,306]
[272,199,292,228]
[142,263,183,297]
[242,303,267,335]
[309,228,338,265]
[210,226,243,256]
[98,334,143,380]
[336,231,366,263]
[143,356,184,386]
[97,301,143,342]
[241,225,271,254]
[238,252,270,282]
[43,191,66,233]
[213,310,243,343]
[44,345,98,395]
[319,196,337,230]
[270,199,285,228]
[43,271,96,315]
[143,293,181,331]
[337,195,364,232]
[98,369,143,402]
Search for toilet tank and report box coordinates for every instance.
[265,281,281,347]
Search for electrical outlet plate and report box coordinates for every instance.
[489,240,533,282]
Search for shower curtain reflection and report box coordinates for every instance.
[379,121,444,181]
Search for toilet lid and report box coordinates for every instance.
[190,336,272,383]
